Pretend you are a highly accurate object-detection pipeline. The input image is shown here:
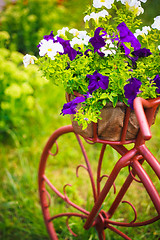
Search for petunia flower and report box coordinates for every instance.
[101,48,116,57]
[69,29,88,39]
[118,0,144,16]
[87,70,109,93]
[93,0,114,9]
[57,37,78,60]
[84,92,93,99]
[43,31,55,41]
[153,74,160,94]
[134,26,151,38]
[151,16,160,30]
[131,47,152,58]
[37,31,56,48]
[84,49,92,56]
[84,10,109,24]
[57,27,69,37]
[61,96,85,115]
[117,22,141,55]
[69,29,91,48]
[38,39,64,60]
[101,38,117,57]
[89,27,107,56]
[70,36,90,48]
[124,77,142,109]
[23,54,37,67]
[127,47,151,67]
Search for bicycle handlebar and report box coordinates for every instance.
[133,97,160,141]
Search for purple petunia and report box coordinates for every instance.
[124,77,142,109]
[89,27,107,57]
[61,96,85,115]
[84,49,92,57]
[43,31,55,41]
[127,48,152,67]
[132,48,152,58]
[153,74,160,94]
[37,32,78,61]
[57,37,77,61]
[87,70,109,94]
[117,22,141,55]
[37,31,56,48]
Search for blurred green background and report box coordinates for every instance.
[0,0,160,239]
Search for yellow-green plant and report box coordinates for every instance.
[0,48,47,142]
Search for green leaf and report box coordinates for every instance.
[100,93,108,99]
[102,99,107,106]
[112,96,118,107]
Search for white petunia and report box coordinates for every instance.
[134,26,151,37]
[105,39,114,45]
[140,0,147,2]
[84,9,109,23]
[158,45,160,51]
[38,39,64,60]
[23,54,37,68]
[126,0,140,7]
[93,0,114,9]
[69,29,88,39]
[101,38,117,57]
[136,6,144,15]
[134,29,142,38]
[118,0,144,16]
[101,47,116,57]
[70,35,90,48]
[141,26,151,34]
[57,27,69,37]
[117,0,146,4]
[70,37,83,47]
[151,16,160,30]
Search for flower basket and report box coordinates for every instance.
[67,93,158,142]
[71,102,139,141]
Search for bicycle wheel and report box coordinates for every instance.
[38,125,104,239]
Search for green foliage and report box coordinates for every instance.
[0,48,47,143]
[0,31,10,48]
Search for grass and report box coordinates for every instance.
[0,0,160,239]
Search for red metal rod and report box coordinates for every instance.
[43,174,89,215]
[133,98,152,140]
[38,126,75,240]
[48,212,87,222]
[132,160,160,215]
[107,165,137,218]
[39,180,58,240]
[97,144,107,196]
[137,144,160,179]
[133,97,160,142]
[106,224,132,240]
[120,107,131,143]
[110,144,129,156]
[105,215,160,227]
[75,134,97,201]
[84,148,137,230]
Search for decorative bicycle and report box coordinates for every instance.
[38,97,160,240]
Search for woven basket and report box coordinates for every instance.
[67,94,157,142]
